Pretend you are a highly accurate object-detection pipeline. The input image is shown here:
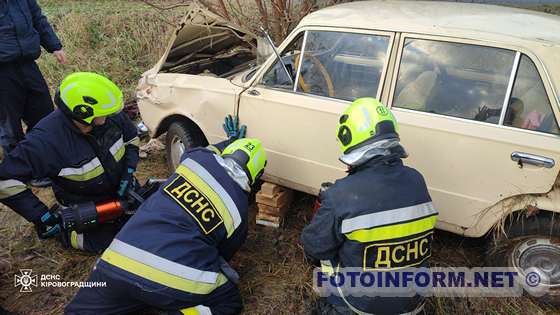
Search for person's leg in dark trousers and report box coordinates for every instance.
[65,267,145,315]
[21,61,53,131]
[0,63,26,152]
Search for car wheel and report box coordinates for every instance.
[486,213,560,306]
[165,121,204,173]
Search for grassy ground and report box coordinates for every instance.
[1,1,560,314]
[2,148,557,315]
[36,0,183,100]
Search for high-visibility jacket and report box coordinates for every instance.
[0,109,139,223]
[97,141,249,303]
[302,153,438,315]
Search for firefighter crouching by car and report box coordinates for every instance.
[302,98,438,315]
[65,123,267,315]
[0,72,140,253]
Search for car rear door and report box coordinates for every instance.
[386,34,560,232]
[237,28,395,194]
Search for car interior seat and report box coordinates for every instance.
[505,97,525,127]
[518,85,551,131]
[395,70,438,111]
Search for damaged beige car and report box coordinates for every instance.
[137,1,560,299]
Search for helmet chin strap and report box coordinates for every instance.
[214,155,251,192]
[339,138,406,167]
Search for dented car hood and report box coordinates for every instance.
[156,3,256,76]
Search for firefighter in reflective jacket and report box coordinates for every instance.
[0,72,140,253]
[65,136,267,315]
[302,98,438,315]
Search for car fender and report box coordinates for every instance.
[466,179,560,237]
[138,73,244,143]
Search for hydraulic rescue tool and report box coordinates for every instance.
[53,178,165,233]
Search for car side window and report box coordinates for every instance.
[260,35,304,90]
[504,55,560,135]
[296,31,390,101]
[393,39,515,123]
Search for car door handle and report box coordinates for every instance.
[511,152,555,168]
[247,89,260,96]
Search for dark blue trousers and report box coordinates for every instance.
[0,60,53,151]
[65,263,243,315]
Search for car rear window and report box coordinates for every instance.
[393,38,515,124]
[504,54,560,135]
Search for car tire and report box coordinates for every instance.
[165,121,205,173]
[486,212,560,306]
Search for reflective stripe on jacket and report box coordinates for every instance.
[101,239,228,295]
[0,109,139,222]
[98,144,249,299]
[301,154,438,314]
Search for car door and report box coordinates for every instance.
[386,34,560,231]
[238,28,394,194]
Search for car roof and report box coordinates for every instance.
[299,0,560,46]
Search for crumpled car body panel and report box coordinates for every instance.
[137,3,256,142]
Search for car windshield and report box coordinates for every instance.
[261,30,391,102]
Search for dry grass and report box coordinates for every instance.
[37,0,183,100]
[1,148,559,314]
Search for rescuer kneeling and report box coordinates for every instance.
[302,97,438,315]
[65,122,267,314]
[0,72,140,253]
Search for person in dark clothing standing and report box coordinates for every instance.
[0,0,66,152]
[302,98,438,315]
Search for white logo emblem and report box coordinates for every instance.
[14,269,38,293]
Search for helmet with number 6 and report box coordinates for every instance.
[336,97,399,154]
[55,72,124,125]
[222,138,267,185]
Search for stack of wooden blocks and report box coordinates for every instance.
[255,182,293,228]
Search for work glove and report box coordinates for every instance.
[118,167,135,197]
[223,115,247,139]
[35,207,61,239]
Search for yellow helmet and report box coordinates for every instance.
[222,138,267,185]
[336,97,398,154]
[55,72,123,125]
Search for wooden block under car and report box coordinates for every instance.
[256,212,281,228]
[255,182,294,228]
[256,189,293,208]
[257,203,288,216]
[255,204,284,228]
[256,212,281,223]
[259,182,283,197]
[255,219,280,228]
